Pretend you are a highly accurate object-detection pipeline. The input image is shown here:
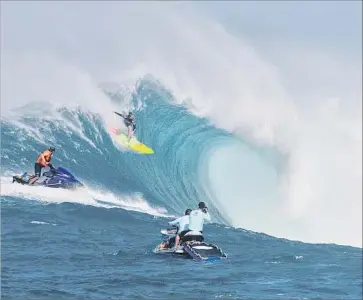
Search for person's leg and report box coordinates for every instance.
[127,125,133,141]
[29,163,42,185]
[160,240,168,249]
[160,236,175,249]
[168,236,176,248]
[174,234,181,248]
[178,230,190,245]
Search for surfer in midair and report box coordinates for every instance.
[114,111,136,141]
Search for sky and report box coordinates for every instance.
[187,1,361,52]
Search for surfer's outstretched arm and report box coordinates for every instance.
[114,111,125,118]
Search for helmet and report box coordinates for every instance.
[198,202,206,209]
[49,147,56,152]
[185,208,192,215]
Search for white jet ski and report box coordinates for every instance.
[154,230,227,262]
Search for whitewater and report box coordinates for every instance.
[1,1,362,300]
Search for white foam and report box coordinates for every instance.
[0,176,172,218]
[30,221,57,226]
[3,107,103,152]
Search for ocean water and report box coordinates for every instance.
[1,1,362,300]
[1,80,362,300]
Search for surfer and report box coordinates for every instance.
[29,147,56,185]
[114,111,136,141]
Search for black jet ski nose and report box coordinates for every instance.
[76,181,85,188]
[12,175,21,183]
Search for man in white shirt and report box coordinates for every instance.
[187,201,211,233]
[168,208,192,247]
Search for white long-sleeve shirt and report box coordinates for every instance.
[168,215,189,233]
[188,209,211,232]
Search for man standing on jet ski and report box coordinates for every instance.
[29,147,56,185]
[186,202,211,235]
[114,111,136,141]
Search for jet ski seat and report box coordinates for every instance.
[181,230,204,243]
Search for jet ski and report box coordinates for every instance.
[12,167,84,189]
[160,227,177,237]
[153,230,227,262]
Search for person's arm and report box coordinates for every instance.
[114,111,125,118]
[168,217,181,226]
[203,210,211,222]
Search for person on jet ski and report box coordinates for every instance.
[29,147,56,185]
[114,111,136,141]
[159,208,192,250]
[168,208,192,248]
[186,202,211,235]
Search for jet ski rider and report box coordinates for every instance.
[159,208,192,250]
[29,147,56,185]
[161,203,211,249]
[114,111,136,141]
[183,202,211,238]
[168,208,192,248]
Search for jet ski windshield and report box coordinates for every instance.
[55,167,76,178]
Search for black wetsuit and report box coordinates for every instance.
[114,112,136,131]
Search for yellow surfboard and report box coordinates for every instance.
[111,129,154,155]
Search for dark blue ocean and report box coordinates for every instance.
[1,79,362,300]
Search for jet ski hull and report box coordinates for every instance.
[12,167,83,190]
[182,241,227,262]
[154,231,227,261]
[160,228,177,238]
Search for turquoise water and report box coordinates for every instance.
[1,80,362,299]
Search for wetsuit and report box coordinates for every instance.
[114,112,136,131]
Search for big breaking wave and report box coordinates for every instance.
[1,2,361,247]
